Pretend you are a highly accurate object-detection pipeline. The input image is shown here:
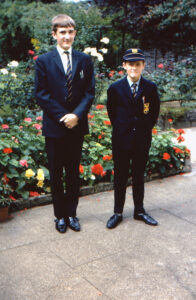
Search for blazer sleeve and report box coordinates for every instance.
[106,85,116,126]
[150,83,160,129]
[73,56,95,120]
[35,57,70,123]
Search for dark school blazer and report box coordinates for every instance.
[35,48,95,137]
[107,76,160,152]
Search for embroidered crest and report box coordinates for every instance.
[132,49,138,53]
[144,102,150,114]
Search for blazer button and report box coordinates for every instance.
[133,128,136,131]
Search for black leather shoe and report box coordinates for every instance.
[68,217,80,231]
[134,213,158,226]
[55,218,67,233]
[106,214,122,229]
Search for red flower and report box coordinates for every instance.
[163,153,171,160]
[112,170,114,175]
[98,135,102,139]
[79,164,84,174]
[33,123,42,130]
[118,70,124,75]
[103,155,112,161]
[2,173,9,184]
[177,135,185,142]
[28,50,35,55]
[173,147,183,154]
[185,148,190,154]
[101,171,107,177]
[168,119,173,123]
[177,129,185,134]
[1,124,9,129]
[33,56,38,60]
[9,195,16,201]
[152,128,157,134]
[19,160,28,168]
[3,148,13,154]
[104,120,111,126]
[24,117,32,122]
[88,114,94,119]
[91,164,104,175]
[109,70,115,77]
[158,64,164,69]
[96,104,104,110]
[36,116,42,121]
[29,191,40,197]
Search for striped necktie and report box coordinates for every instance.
[64,51,72,102]
[131,83,137,98]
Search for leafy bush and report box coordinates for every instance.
[0,58,36,115]
[144,56,196,101]
[0,107,190,202]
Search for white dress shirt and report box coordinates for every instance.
[127,76,141,94]
[56,45,72,74]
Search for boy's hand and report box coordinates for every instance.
[60,114,79,129]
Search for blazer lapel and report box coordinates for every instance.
[135,76,147,101]
[121,77,133,102]
[52,48,65,76]
[72,49,79,79]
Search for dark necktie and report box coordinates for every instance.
[131,83,137,98]
[64,51,72,102]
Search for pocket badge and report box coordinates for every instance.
[143,102,150,114]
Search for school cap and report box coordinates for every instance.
[123,48,145,62]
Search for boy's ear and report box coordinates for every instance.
[52,31,57,39]
[122,62,126,69]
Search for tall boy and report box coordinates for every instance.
[106,48,160,229]
[35,14,95,233]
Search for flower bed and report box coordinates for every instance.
[0,106,191,208]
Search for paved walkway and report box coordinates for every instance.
[0,128,196,300]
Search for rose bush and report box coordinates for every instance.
[0,106,191,201]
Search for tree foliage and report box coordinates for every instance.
[141,0,196,54]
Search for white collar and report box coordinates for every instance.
[127,76,141,87]
[57,45,72,55]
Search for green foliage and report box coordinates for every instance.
[0,0,111,63]
[0,107,190,200]
[147,128,190,176]
[141,0,196,53]
[143,55,196,101]
[0,59,36,114]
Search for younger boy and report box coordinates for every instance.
[106,48,160,229]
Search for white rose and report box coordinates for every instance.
[91,175,96,180]
[97,53,104,62]
[83,47,92,54]
[11,73,17,78]
[7,60,19,68]
[100,37,109,44]
[0,68,8,75]
[100,48,108,54]
[90,48,98,57]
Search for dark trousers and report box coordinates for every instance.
[45,133,83,219]
[113,145,149,215]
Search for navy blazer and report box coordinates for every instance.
[107,76,160,151]
[35,48,95,137]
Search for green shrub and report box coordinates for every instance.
[0,107,190,201]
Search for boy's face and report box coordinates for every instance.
[52,26,76,50]
[123,60,145,82]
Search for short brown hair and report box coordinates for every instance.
[52,14,76,32]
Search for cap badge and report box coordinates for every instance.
[132,49,138,53]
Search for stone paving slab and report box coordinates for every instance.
[0,128,196,300]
